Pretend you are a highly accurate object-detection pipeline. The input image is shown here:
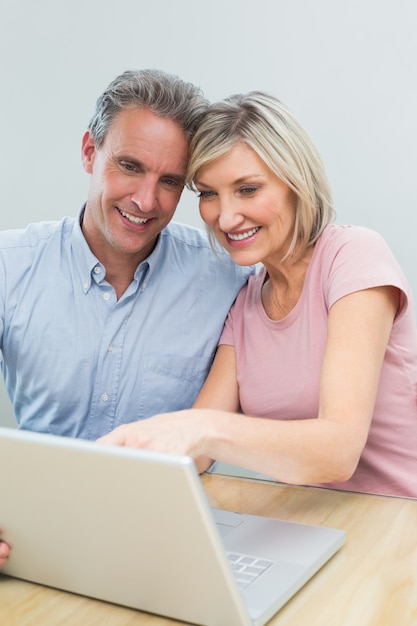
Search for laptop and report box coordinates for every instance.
[0,426,345,626]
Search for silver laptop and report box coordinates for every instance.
[0,426,345,626]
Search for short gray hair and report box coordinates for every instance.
[88,69,209,147]
[187,91,335,260]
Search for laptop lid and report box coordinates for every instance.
[0,427,345,626]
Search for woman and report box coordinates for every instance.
[101,91,417,498]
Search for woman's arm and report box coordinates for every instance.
[99,285,398,485]
[188,285,399,483]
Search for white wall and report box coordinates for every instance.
[1,0,416,427]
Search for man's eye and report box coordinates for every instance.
[161,178,181,187]
[121,162,137,172]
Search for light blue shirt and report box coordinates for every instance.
[0,212,252,440]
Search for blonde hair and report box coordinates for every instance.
[187,91,335,260]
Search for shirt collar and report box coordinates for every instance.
[71,206,100,293]
[71,205,164,293]
[135,227,164,286]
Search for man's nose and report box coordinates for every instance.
[131,180,157,213]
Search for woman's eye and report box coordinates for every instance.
[240,186,258,195]
[197,190,216,198]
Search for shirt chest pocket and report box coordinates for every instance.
[130,353,215,422]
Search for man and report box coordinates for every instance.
[0,68,251,438]
[0,70,252,564]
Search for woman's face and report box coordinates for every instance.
[195,142,298,267]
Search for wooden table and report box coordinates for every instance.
[1,474,416,625]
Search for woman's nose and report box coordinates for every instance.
[218,199,244,232]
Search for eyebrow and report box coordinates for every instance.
[195,174,264,188]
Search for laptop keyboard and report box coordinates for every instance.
[227,551,274,591]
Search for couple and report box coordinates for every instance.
[1,67,416,564]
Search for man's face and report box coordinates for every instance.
[81,107,189,266]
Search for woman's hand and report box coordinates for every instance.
[0,539,10,568]
[97,410,214,473]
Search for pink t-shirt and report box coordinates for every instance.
[220,225,417,497]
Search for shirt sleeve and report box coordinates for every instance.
[324,226,411,318]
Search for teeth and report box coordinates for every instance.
[119,209,148,224]
[227,227,260,241]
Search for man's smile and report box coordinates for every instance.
[118,208,150,224]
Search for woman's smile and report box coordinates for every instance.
[196,142,297,266]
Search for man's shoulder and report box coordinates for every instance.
[0,216,74,250]
[162,221,212,249]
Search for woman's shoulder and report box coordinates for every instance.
[315,224,412,311]
[319,223,388,248]
[316,224,396,265]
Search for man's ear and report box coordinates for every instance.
[81,130,96,174]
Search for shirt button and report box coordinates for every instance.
[108,344,114,352]
[94,266,101,274]
[103,292,111,301]
[101,393,109,403]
